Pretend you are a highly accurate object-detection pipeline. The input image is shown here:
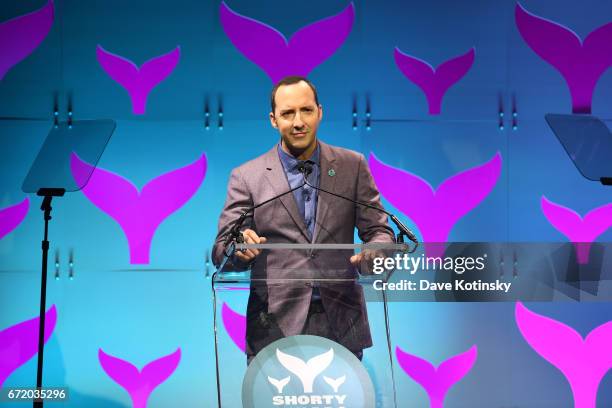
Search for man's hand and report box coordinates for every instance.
[234,229,267,263]
[350,249,385,274]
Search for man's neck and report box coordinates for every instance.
[281,140,317,161]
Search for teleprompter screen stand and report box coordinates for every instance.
[545,113,612,185]
[21,119,115,407]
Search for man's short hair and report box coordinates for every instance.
[270,76,320,113]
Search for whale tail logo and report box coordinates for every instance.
[515,302,612,408]
[276,348,334,393]
[0,305,57,387]
[0,0,54,80]
[323,375,346,393]
[369,152,501,257]
[99,348,181,408]
[220,2,354,83]
[268,376,291,393]
[396,345,477,408]
[70,152,207,264]
[221,302,246,352]
[541,196,612,264]
[0,198,29,241]
[515,3,612,114]
[96,45,180,114]
[394,47,475,115]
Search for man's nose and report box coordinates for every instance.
[293,112,304,128]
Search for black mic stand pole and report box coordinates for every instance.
[34,188,65,408]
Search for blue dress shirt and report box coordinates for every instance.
[277,143,320,239]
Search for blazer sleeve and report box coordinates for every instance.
[212,167,255,270]
[354,153,395,243]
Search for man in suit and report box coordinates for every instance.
[213,76,394,363]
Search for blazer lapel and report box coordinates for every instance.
[313,142,337,243]
[263,147,311,241]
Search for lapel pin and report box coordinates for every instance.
[328,169,336,177]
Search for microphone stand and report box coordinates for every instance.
[222,183,306,257]
[222,161,420,258]
[34,188,65,408]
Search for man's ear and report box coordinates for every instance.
[269,111,278,128]
[318,104,323,120]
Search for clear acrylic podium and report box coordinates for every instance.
[211,242,409,408]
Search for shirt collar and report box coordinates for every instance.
[277,142,320,172]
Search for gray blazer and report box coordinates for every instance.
[213,141,394,353]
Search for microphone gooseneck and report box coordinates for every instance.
[225,158,419,256]
[297,164,419,249]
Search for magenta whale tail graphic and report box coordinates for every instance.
[515,302,612,408]
[541,196,612,264]
[221,302,246,352]
[396,345,477,408]
[394,47,475,115]
[220,2,354,83]
[515,3,612,114]
[0,0,54,80]
[369,152,501,257]
[96,45,180,114]
[0,305,57,387]
[70,153,207,264]
[99,348,181,408]
[0,198,30,240]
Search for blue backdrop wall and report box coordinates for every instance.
[1,0,611,407]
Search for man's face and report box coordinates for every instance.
[270,81,322,158]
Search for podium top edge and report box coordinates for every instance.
[234,243,410,250]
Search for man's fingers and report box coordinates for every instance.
[242,244,259,258]
[350,251,385,273]
[238,229,267,260]
[249,236,266,256]
[235,251,253,262]
[236,247,258,261]
[241,231,256,255]
[364,250,383,262]
[244,230,266,247]
[243,229,261,244]
[244,236,260,257]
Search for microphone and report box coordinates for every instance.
[297,160,314,177]
[297,163,419,246]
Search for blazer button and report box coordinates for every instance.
[309,253,317,259]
